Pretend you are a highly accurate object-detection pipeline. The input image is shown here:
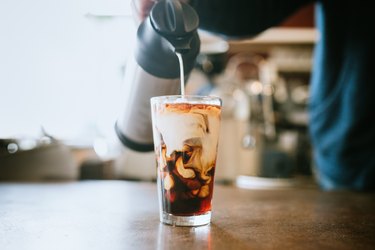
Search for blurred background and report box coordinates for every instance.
[0,0,317,187]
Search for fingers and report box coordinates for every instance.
[131,0,191,24]
[132,0,156,21]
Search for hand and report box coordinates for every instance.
[131,0,157,23]
[131,0,191,23]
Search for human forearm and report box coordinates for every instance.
[189,0,314,38]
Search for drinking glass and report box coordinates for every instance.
[151,95,222,226]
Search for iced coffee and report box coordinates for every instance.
[151,95,221,226]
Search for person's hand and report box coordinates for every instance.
[131,0,156,23]
[131,0,191,23]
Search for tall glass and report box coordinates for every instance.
[151,95,222,226]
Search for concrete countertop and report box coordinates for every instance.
[1,181,374,249]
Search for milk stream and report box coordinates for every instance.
[176,52,185,96]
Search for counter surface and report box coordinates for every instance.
[1,181,374,249]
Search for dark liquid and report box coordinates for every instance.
[154,102,221,216]
[158,149,216,216]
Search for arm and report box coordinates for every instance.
[189,0,315,38]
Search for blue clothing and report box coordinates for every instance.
[190,0,375,190]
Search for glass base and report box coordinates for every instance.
[160,211,211,227]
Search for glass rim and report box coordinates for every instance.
[150,95,222,106]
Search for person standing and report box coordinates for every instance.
[132,0,375,191]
